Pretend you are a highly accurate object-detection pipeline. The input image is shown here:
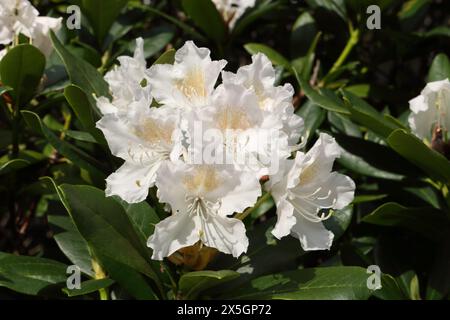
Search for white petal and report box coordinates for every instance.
[200,215,248,257]
[218,170,261,216]
[271,198,296,239]
[147,212,199,260]
[292,133,342,188]
[147,41,226,109]
[291,216,334,251]
[105,161,160,203]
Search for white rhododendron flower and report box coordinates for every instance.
[147,163,261,259]
[0,0,62,58]
[408,79,450,141]
[186,82,290,176]
[212,0,256,29]
[222,53,304,149]
[146,41,227,110]
[266,133,355,251]
[96,38,152,115]
[98,39,356,259]
[97,102,184,203]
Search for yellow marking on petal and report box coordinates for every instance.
[299,161,320,186]
[135,180,141,187]
[216,106,252,131]
[135,118,174,145]
[175,68,207,101]
[183,166,220,193]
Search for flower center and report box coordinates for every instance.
[216,106,252,131]
[175,68,207,101]
[135,118,174,145]
[183,166,220,194]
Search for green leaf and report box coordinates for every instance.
[64,85,106,144]
[57,184,160,285]
[232,0,280,37]
[179,270,240,299]
[373,274,409,300]
[387,129,450,184]
[93,252,158,300]
[0,252,68,296]
[306,0,347,21]
[290,12,318,59]
[116,198,160,242]
[362,202,450,241]
[133,26,175,59]
[153,49,175,65]
[21,110,106,178]
[181,0,227,43]
[50,32,110,109]
[342,90,399,138]
[296,100,326,143]
[0,44,45,106]
[130,3,206,41]
[323,206,353,240]
[0,159,30,175]
[244,43,291,71]
[334,134,416,180]
[297,76,349,114]
[62,278,114,297]
[81,0,128,45]
[427,53,450,82]
[48,214,94,277]
[227,267,374,299]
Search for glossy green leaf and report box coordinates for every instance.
[64,85,106,144]
[62,278,115,297]
[153,49,175,65]
[93,252,158,300]
[297,76,349,114]
[48,215,94,277]
[116,197,160,242]
[81,0,128,44]
[296,100,326,143]
[0,159,30,175]
[427,53,450,82]
[21,110,106,178]
[179,270,240,299]
[182,0,227,42]
[245,43,291,71]
[50,32,110,109]
[0,252,67,296]
[228,267,375,299]
[342,90,399,138]
[387,129,450,184]
[57,184,160,284]
[362,202,450,241]
[0,44,45,106]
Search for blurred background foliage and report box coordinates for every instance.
[0,0,450,300]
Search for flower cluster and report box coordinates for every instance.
[0,0,62,58]
[96,40,355,261]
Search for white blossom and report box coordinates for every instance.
[96,38,152,115]
[96,102,184,203]
[265,133,355,251]
[185,82,290,177]
[222,53,304,150]
[408,79,450,142]
[147,163,261,259]
[0,0,62,58]
[146,41,226,110]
